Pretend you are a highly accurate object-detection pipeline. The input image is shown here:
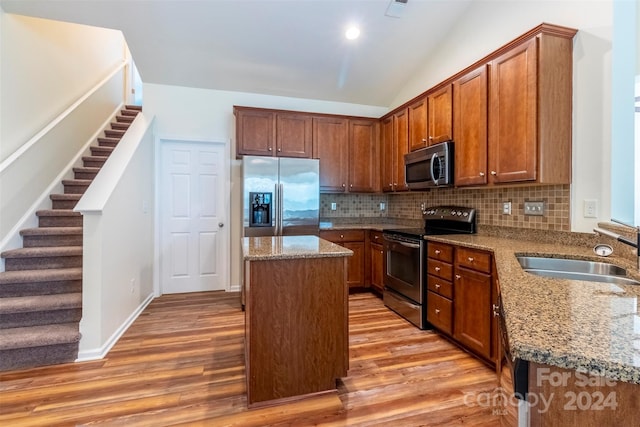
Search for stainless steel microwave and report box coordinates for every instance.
[404,141,454,189]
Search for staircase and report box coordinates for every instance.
[0,105,142,371]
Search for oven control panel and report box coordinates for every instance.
[422,206,476,223]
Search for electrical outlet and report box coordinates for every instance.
[379,202,386,211]
[524,201,545,216]
[502,201,512,215]
[584,199,597,218]
[331,202,337,211]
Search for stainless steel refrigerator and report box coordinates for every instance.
[242,156,320,237]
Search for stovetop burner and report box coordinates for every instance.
[384,206,477,238]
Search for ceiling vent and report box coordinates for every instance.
[386,0,408,18]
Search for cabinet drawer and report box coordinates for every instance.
[456,247,492,273]
[427,291,452,335]
[428,242,454,263]
[320,229,365,242]
[427,275,453,299]
[370,230,384,244]
[427,259,453,281]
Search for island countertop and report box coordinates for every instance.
[242,235,353,261]
[426,234,640,385]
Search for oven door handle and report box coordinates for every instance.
[398,241,421,249]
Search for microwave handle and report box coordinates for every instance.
[430,152,439,186]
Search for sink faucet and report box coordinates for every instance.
[593,226,640,270]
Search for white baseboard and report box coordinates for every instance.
[76,291,154,362]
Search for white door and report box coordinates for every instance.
[160,140,227,294]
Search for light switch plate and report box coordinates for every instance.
[502,201,512,215]
[584,199,597,218]
[330,202,337,211]
[524,201,545,216]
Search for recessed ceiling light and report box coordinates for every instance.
[345,26,360,40]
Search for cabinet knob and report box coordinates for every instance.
[342,183,346,188]
[479,172,485,177]
[468,257,475,262]
[340,234,344,239]
[434,267,441,272]
[429,136,433,141]
[455,274,461,280]
[422,138,427,142]
[435,308,440,314]
[268,147,272,151]
[277,148,282,152]
[435,283,441,289]
[350,184,353,188]
[434,249,441,255]
[491,171,497,176]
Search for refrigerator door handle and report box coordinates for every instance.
[278,183,284,235]
[274,183,280,235]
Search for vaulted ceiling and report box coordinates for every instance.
[1,0,474,106]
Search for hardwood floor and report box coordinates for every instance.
[0,291,500,426]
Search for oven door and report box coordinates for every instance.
[383,235,423,304]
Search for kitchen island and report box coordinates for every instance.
[242,235,352,407]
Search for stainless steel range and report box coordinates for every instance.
[383,206,477,329]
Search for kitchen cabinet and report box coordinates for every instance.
[426,242,454,335]
[381,110,409,192]
[313,116,349,192]
[408,96,428,152]
[320,230,365,288]
[453,247,494,362]
[313,117,378,193]
[453,65,489,186]
[427,85,453,146]
[369,230,384,294]
[487,28,574,184]
[235,107,313,158]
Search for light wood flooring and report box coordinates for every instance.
[0,291,500,426]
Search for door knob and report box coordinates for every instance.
[219,222,224,228]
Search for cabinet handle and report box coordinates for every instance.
[434,249,441,255]
[435,308,440,314]
[492,304,500,317]
[479,172,485,177]
[455,274,461,280]
[491,171,497,176]
[468,257,474,262]
[434,267,441,272]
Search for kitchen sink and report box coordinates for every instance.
[516,256,640,286]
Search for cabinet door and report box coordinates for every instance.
[236,109,275,156]
[348,119,378,192]
[489,38,538,183]
[313,117,349,192]
[276,113,312,158]
[381,116,395,193]
[343,241,365,288]
[393,109,409,192]
[453,65,489,186]
[408,97,428,152]
[427,85,452,145]
[370,242,384,294]
[453,267,492,360]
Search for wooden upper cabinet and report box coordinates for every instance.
[408,97,428,152]
[348,119,378,193]
[393,109,409,192]
[276,113,312,158]
[488,28,574,185]
[313,116,349,192]
[453,65,489,186]
[235,108,275,156]
[427,85,453,146]
[489,38,538,183]
[381,116,394,193]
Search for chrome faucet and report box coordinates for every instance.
[593,226,640,270]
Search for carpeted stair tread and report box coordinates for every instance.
[0,292,82,314]
[97,137,121,146]
[62,179,92,186]
[73,166,101,174]
[1,246,82,259]
[0,267,82,285]
[125,105,142,111]
[50,194,82,201]
[20,227,82,237]
[36,209,81,217]
[0,323,80,350]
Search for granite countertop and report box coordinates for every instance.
[319,222,413,231]
[426,234,640,384]
[242,235,353,261]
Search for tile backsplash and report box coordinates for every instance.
[320,184,570,231]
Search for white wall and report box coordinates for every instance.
[143,83,388,289]
[390,0,614,233]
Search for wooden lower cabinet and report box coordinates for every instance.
[427,241,497,365]
[369,231,384,294]
[320,230,365,288]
